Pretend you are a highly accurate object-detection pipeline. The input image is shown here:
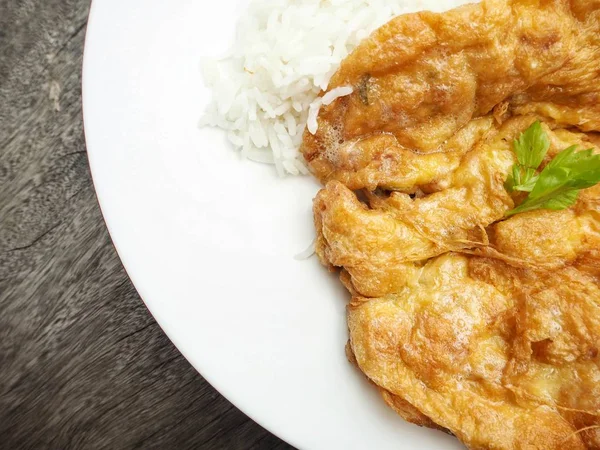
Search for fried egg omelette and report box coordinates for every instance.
[302,0,600,448]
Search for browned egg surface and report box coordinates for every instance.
[304,0,600,448]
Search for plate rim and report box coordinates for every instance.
[80,1,299,448]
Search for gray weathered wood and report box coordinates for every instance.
[0,1,293,448]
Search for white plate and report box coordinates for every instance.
[82,1,462,448]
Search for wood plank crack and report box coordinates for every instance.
[6,221,62,253]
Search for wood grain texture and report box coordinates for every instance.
[0,1,293,448]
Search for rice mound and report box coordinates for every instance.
[200,0,465,176]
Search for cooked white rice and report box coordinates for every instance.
[200,0,468,176]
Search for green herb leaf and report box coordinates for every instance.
[506,144,600,217]
[513,120,550,169]
[505,121,550,192]
[546,146,600,178]
[505,188,580,217]
[512,174,538,193]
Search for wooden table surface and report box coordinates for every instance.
[0,1,292,448]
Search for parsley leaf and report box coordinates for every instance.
[514,120,550,169]
[505,121,550,193]
[506,144,600,217]
[506,189,579,217]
